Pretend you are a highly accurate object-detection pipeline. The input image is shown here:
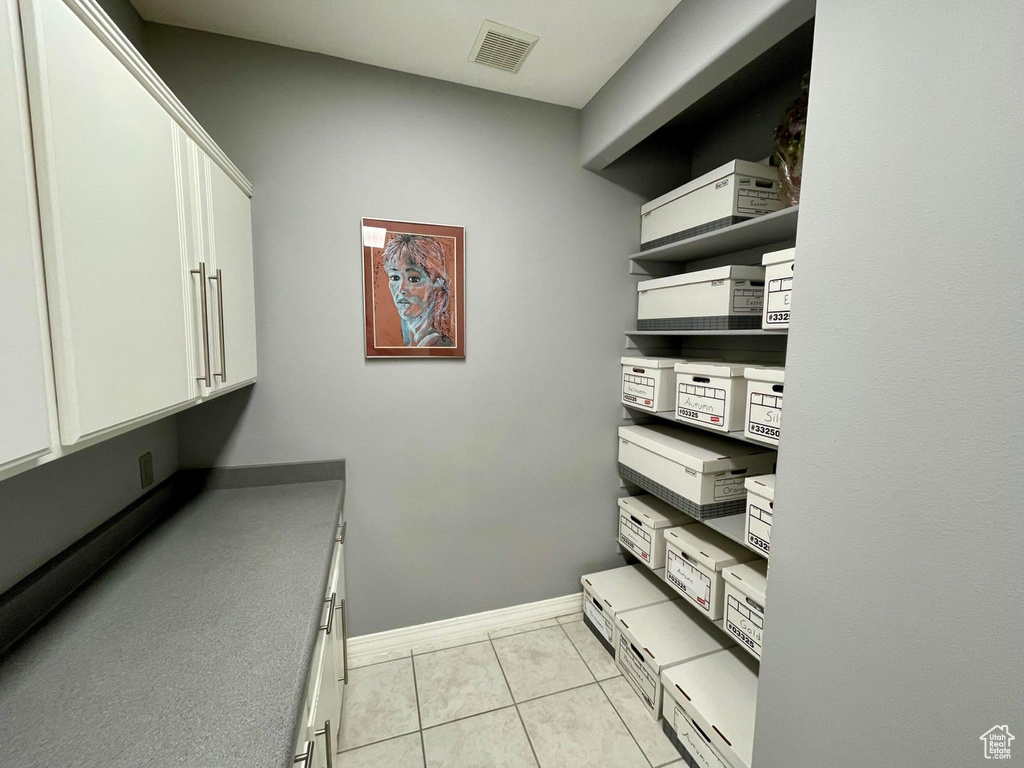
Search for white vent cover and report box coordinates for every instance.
[469,20,539,73]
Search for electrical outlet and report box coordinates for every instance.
[139,452,154,488]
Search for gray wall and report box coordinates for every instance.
[579,0,814,170]
[0,419,179,593]
[0,0,178,597]
[143,26,643,636]
[95,0,144,50]
[753,2,1024,766]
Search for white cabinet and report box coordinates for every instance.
[20,0,193,444]
[0,0,56,473]
[207,156,258,391]
[182,142,257,397]
[297,524,348,764]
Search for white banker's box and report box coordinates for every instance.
[744,367,785,445]
[761,247,794,329]
[617,425,776,520]
[640,160,783,251]
[662,648,759,768]
[580,565,677,656]
[615,600,733,719]
[636,266,765,331]
[621,357,686,413]
[664,525,756,620]
[661,684,732,768]
[618,494,697,569]
[743,474,775,556]
[722,559,768,661]
[674,362,749,432]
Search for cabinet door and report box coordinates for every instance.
[306,606,340,768]
[0,0,54,472]
[204,154,257,392]
[20,0,194,444]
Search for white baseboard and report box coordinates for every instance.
[348,592,583,662]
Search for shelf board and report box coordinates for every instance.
[626,329,787,337]
[629,206,798,265]
[704,513,749,549]
[622,404,778,450]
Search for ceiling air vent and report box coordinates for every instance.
[469,20,538,74]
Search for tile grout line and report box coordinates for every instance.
[349,651,413,672]
[338,729,421,755]
[490,636,543,768]
[595,677,656,768]
[410,654,427,768]
[560,624,654,768]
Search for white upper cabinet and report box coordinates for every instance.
[0,0,56,472]
[207,157,258,391]
[20,0,193,444]
[187,145,258,396]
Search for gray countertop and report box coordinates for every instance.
[0,478,344,768]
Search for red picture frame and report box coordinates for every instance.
[361,218,465,358]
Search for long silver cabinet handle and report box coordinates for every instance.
[313,720,333,768]
[190,262,212,386]
[293,740,314,767]
[208,268,227,381]
[320,592,336,635]
[340,598,348,684]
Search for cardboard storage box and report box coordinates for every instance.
[662,648,760,768]
[761,247,794,329]
[661,686,733,768]
[640,160,784,251]
[743,367,785,445]
[636,266,765,331]
[723,559,768,661]
[664,525,756,620]
[618,494,697,569]
[580,565,677,656]
[674,362,750,432]
[615,600,733,719]
[617,425,776,520]
[743,474,775,556]
[621,356,686,413]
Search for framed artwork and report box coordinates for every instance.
[361,218,465,358]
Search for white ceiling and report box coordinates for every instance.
[129,0,682,108]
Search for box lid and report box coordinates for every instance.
[761,247,795,267]
[581,564,676,614]
[618,425,776,474]
[722,559,768,605]
[743,474,776,500]
[673,361,748,378]
[743,366,785,384]
[641,160,779,216]
[662,648,759,768]
[664,525,755,571]
[618,495,697,530]
[638,265,765,294]
[616,599,733,670]
[620,356,684,370]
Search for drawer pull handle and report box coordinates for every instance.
[340,598,349,684]
[294,740,314,767]
[320,592,337,635]
[313,720,333,768]
[208,269,227,381]
[190,262,212,387]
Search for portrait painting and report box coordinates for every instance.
[361,218,465,358]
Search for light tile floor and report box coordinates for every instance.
[338,612,684,768]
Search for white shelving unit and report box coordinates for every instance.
[615,206,794,765]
